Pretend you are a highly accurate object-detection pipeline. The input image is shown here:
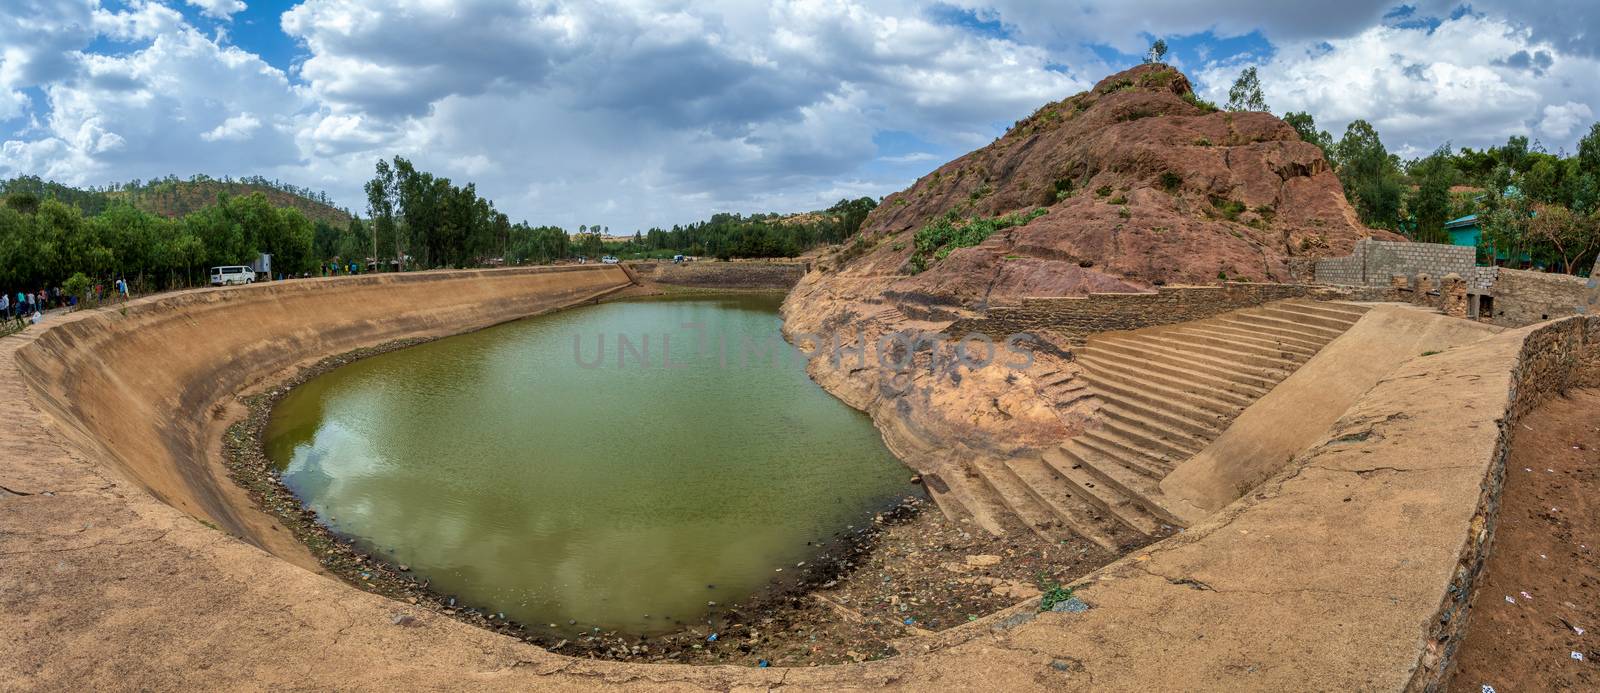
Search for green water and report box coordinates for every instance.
[265,293,918,636]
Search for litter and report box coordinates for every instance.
[1572,651,1585,662]
[1521,591,1534,600]
[1505,596,1517,605]
[758,659,770,668]
[706,633,718,642]
[1481,686,1495,693]
[1576,626,1587,635]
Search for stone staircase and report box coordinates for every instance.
[966,299,1370,552]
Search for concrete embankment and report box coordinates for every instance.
[9,265,631,566]
[627,260,805,290]
[2,264,1595,689]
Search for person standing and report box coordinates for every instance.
[1,292,10,320]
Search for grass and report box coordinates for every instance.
[1210,195,1246,221]
[1108,194,1127,205]
[907,207,1049,274]
[1182,92,1220,113]
[1038,582,1075,612]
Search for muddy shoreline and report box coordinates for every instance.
[222,327,1114,666]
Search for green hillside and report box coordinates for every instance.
[1,174,354,227]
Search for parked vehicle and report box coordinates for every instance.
[601,255,619,264]
[249,253,273,281]
[209,266,255,286]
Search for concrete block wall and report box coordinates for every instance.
[1312,238,1475,288]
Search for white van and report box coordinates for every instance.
[209,266,255,286]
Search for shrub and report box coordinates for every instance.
[1160,172,1183,192]
[1109,194,1128,205]
[1183,92,1220,113]
[1118,207,1131,219]
[907,207,1049,273]
[1095,185,1113,198]
[63,272,92,309]
[1210,195,1246,221]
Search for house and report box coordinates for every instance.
[1444,212,1535,267]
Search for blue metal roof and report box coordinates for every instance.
[1445,214,1478,229]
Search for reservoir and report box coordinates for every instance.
[264,293,919,636]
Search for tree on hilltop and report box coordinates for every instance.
[1225,67,1269,112]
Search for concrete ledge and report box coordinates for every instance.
[1,272,1590,690]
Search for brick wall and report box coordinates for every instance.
[1312,238,1476,287]
[947,283,1374,344]
[1487,268,1591,327]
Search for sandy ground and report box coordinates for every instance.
[1448,388,1600,691]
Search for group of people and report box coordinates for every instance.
[1,288,59,326]
[1,280,130,329]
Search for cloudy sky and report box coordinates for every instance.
[1,1,1596,230]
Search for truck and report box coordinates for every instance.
[249,253,273,281]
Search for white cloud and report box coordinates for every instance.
[201,112,261,142]
[94,1,185,41]
[1195,14,1600,158]
[186,0,246,22]
[2,1,1598,231]
[1540,102,1594,141]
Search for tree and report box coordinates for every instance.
[1144,39,1168,64]
[1405,145,1457,244]
[1526,203,1600,274]
[1335,120,1403,229]
[1225,67,1268,112]
[1283,111,1333,159]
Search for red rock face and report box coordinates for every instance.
[780,65,1404,520]
[820,63,1398,304]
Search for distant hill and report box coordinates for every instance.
[1,175,355,227]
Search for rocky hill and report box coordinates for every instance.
[814,63,1391,302]
[782,64,1396,533]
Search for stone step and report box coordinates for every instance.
[1076,354,1257,409]
[1221,313,1343,344]
[1076,429,1178,478]
[1166,324,1319,359]
[1095,403,1212,460]
[1043,447,1166,535]
[1199,319,1329,353]
[1133,333,1305,371]
[968,459,1079,545]
[1257,304,1362,332]
[1059,443,1188,527]
[1002,456,1133,552]
[1088,386,1227,438]
[1078,349,1270,401]
[1281,299,1370,322]
[1081,368,1242,417]
[1088,338,1285,391]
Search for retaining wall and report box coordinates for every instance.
[1485,268,1592,327]
[10,265,631,559]
[947,282,1383,343]
[626,260,805,290]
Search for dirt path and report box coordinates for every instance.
[1448,388,1600,691]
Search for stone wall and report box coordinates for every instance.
[627,260,805,290]
[1484,268,1593,327]
[1313,238,1475,287]
[1425,315,1600,689]
[947,282,1375,343]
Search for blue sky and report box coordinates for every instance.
[1,1,1596,230]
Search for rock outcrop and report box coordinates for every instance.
[783,64,1398,533]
